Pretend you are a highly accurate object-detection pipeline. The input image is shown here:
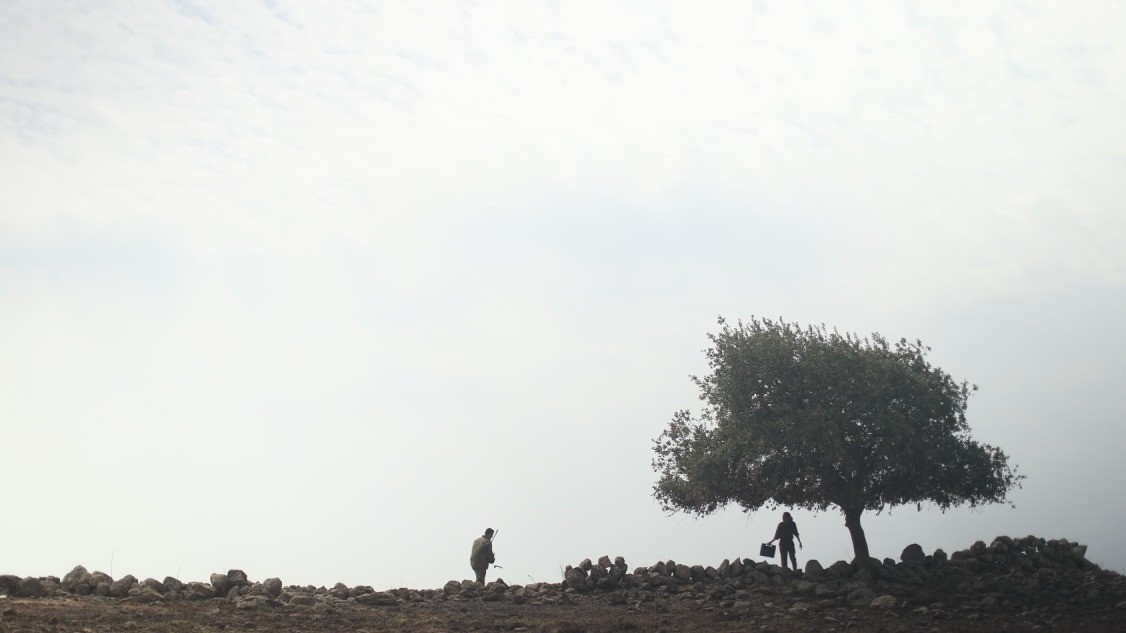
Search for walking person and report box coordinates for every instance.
[767,512,803,570]
[469,528,496,584]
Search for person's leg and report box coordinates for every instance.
[475,566,487,584]
[779,540,797,569]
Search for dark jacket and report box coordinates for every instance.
[773,521,799,544]
[470,536,495,570]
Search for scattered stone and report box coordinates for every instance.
[235,595,270,610]
[481,581,508,602]
[563,567,588,591]
[185,582,215,601]
[2,533,1120,623]
[61,566,91,593]
[848,588,876,607]
[314,601,334,614]
[730,558,744,577]
[0,576,19,596]
[789,601,812,615]
[17,578,44,598]
[901,544,926,563]
[263,578,282,597]
[209,573,230,597]
[871,594,897,609]
[354,591,397,606]
[804,560,824,577]
[134,587,163,604]
[109,575,136,598]
[226,569,249,588]
[350,585,375,598]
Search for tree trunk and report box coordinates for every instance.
[844,507,870,562]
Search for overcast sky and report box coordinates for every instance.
[2,1,1124,590]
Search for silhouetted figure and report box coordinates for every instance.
[469,528,496,584]
[767,512,803,570]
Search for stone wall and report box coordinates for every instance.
[2,536,1123,616]
[553,535,1126,613]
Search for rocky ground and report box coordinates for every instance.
[2,536,1124,632]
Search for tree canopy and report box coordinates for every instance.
[652,317,1023,561]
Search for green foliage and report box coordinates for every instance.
[652,317,1023,557]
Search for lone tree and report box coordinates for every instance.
[652,317,1023,561]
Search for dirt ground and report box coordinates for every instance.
[3,594,1124,633]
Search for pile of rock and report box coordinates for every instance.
[546,536,1126,613]
[946,535,1099,573]
[2,536,1123,616]
[562,556,631,592]
[0,566,442,612]
[440,578,588,606]
[0,567,287,605]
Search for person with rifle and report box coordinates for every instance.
[469,528,497,584]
